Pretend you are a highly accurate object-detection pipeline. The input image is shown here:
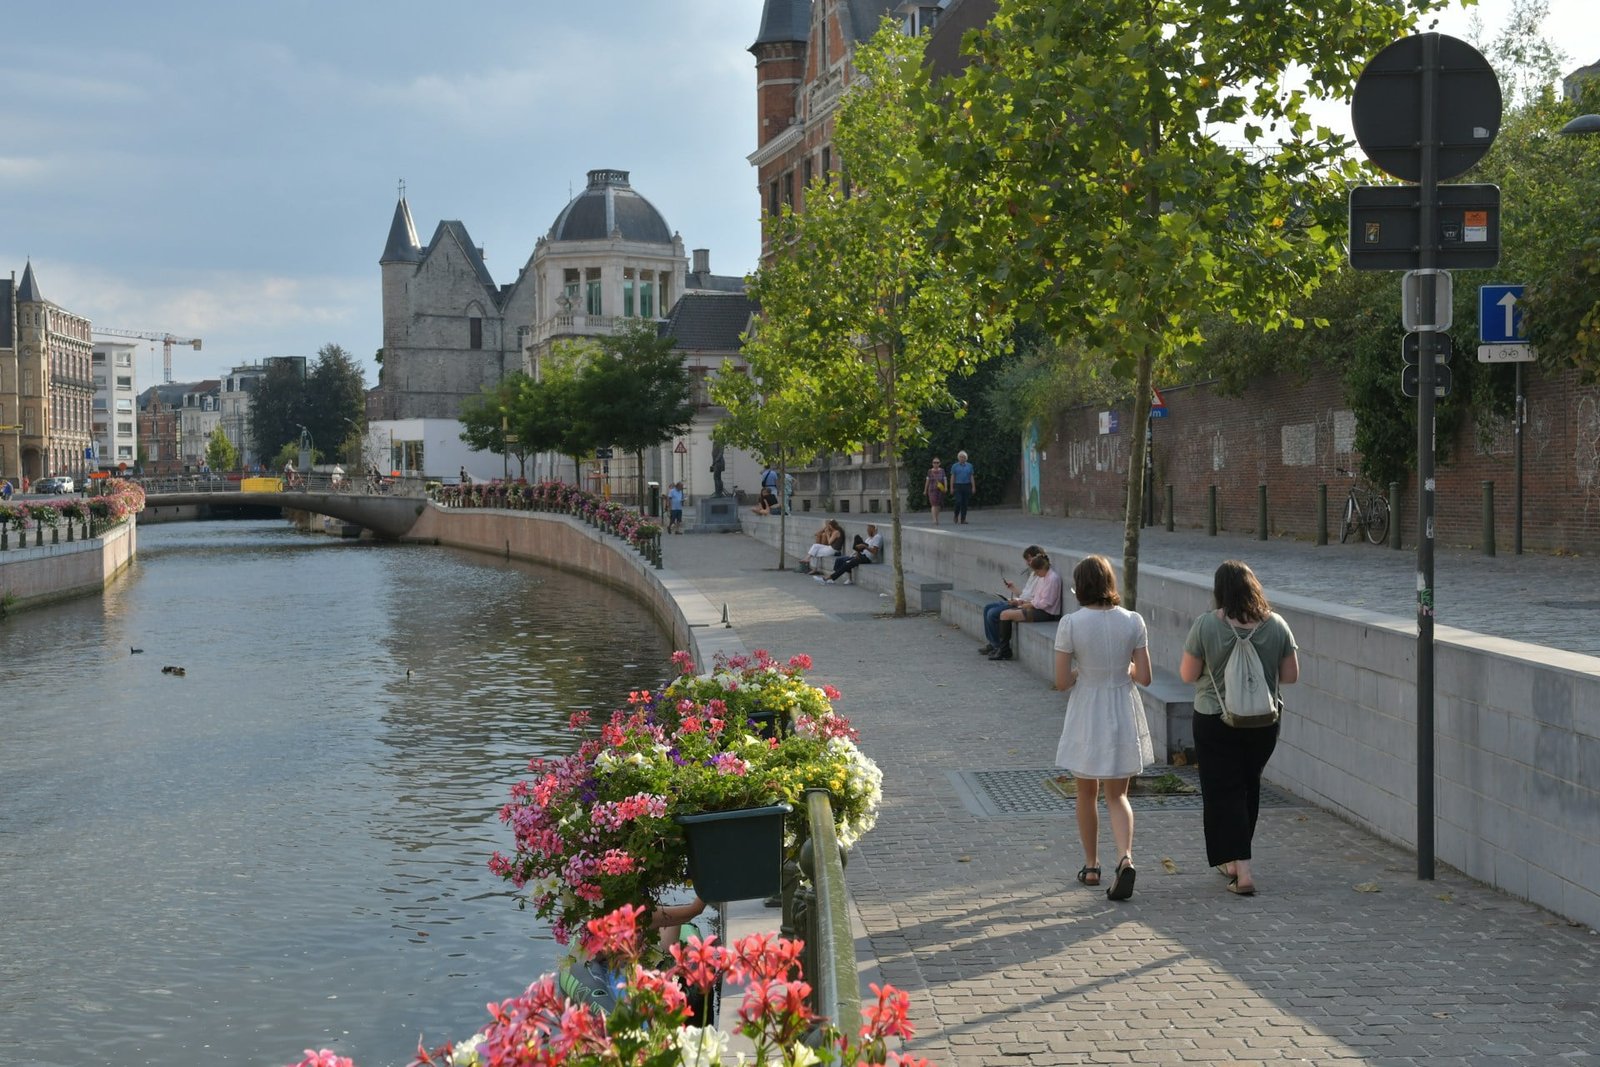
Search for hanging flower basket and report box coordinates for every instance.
[674,802,792,902]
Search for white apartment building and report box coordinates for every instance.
[90,340,139,470]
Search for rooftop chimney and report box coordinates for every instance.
[692,248,710,275]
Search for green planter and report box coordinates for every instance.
[675,803,792,902]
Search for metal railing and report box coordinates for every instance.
[136,472,428,497]
[792,789,860,1036]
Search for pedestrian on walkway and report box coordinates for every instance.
[925,457,948,525]
[667,482,685,533]
[979,545,1043,655]
[1179,559,1299,897]
[949,450,975,523]
[988,550,1063,661]
[1053,555,1153,900]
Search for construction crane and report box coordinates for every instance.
[94,329,203,384]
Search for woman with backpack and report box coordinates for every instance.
[1179,560,1299,896]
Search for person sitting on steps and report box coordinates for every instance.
[979,545,1043,656]
[988,550,1064,661]
[798,520,844,574]
[821,524,881,584]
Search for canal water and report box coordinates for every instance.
[0,520,674,1067]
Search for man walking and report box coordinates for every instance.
[667,482,685,534]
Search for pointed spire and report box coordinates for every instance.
[17,259,41,303]
[380,192,422,265]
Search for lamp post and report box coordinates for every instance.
[1559,113,1600,136]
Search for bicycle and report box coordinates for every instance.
[1336,467,1390,545]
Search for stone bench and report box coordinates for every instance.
[941,589,1059,672]
[850,562,953,613]
[1138,667,1195,766]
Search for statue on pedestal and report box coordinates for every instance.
[709,442,726,497]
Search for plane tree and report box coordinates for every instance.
[925,0,1453,607]
[750,22,1012,615]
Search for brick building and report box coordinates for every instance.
[1037,365,1600,555]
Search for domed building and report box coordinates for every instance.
[369,170,755,496]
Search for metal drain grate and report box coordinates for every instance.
[949,766,1302,818]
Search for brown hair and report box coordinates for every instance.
[1213,559,1271,623]
[1072,554,1120,607]
[1022,544,1043,562]
[1028,551,1052,574]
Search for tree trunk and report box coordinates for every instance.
[777,456,789,571]
[886,412,907,617]
[1121,344,1154,612]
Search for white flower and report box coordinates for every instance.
[785,1041,823,1067]
[450,1032,486,1066]
[672,1024,733,1066]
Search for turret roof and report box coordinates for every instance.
[751,0,811,48]
[380,197,423,265]
[17,260,42,303]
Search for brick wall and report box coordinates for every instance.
[1040,366,1600,555]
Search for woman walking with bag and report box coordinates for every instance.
[1053,555,1153,901]
[1179,560,1299,896]
[925,457,948,525]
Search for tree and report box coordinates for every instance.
[205,424,239,473]
[750,23,1011,615]
[927,0,1452,607]
[460,372,537,479]
[572,321,694,503]
[247,358,307,465]
[305,344,367,464]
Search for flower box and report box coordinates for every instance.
[675,802,792,901]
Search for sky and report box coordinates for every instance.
[2,1,1597,391]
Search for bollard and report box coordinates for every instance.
[1389,481,1402,550]
[1207,485,1218,536]
[1165,484,1175,532]
[1316,484,1328,546]
[1257,484,1268,541]
[1482,481,1495,557]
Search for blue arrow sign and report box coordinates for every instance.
[1479,284,1526,344]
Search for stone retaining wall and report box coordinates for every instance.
[0,521,137,612]
[404,503,744,668]
[740,512,1600,929]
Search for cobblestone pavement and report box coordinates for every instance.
[664,526,1600,1066]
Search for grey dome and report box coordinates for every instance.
[548,169,673,244]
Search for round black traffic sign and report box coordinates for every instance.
[1352,33,1501,183]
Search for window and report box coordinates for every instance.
[118,421,133,435]
[116,352,131,366]
[93,352,105,364]
[804,157,813,188]
[563,268,580,309]
[586,267,602,316]
[769,180,780,217]
[783,171,795,207]
[469,316,483,349]
[659,272,670,314]
[623,268,636,317]
[639,280,654,319]
[94,398,108,411]
[116,375,132,389]
[116,399,133,413]
[117,445,133,459]
[822,146,831,180]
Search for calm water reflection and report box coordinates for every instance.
[0,520,673,1066]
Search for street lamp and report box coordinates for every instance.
[1559,113,1600,136]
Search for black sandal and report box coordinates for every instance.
[1076,865,1101,886]
[1107,856,1136,901]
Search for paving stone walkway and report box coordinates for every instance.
[664,518,1599,1066]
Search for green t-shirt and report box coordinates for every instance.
[1183,610,1298,717]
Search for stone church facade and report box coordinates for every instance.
[368,170,753,490]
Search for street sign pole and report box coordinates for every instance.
[1415,33,1438,881]
[1516,362,1524,555]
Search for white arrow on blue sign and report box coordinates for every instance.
[1479,284,1526,344]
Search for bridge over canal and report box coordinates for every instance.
[141,475,429,540]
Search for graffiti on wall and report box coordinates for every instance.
[1281,423,1316,466]
[1577,396,1600,514]
[1067,434,1127,479]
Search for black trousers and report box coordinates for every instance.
[1192,711,1279,866]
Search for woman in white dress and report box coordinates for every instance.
[1053,555,1154,901]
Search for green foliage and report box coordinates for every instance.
[247,358,305,462]
[924,0,1452,605]
[304,344,368,462]
[205,425,239,472]
[746,22,1012,611]
[271,441,322,471]
[460,372,538,479]
[909,346,1024,508]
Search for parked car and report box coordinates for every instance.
[35,476,74,494]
